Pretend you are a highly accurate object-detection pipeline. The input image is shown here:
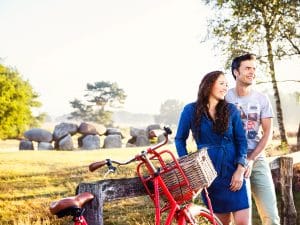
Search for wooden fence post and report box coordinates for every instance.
[278,157,297,225]
[76,177,147,225]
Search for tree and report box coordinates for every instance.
[85,81,126,111]
[0,64,42,139]
[69,99,94,121]
[154,99,184,126]
[295,91,300,151]
[203,0,300,145]
[69,81,126,125]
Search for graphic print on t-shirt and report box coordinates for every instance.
[235,102,260,140]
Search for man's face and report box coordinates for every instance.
[234,59,256,85]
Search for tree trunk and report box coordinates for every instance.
[297,122,300,151]
[264,23,288,145]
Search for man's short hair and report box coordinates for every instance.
[231,53,256,79]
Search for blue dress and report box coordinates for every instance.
[175,102,249,213]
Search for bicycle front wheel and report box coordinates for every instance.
[195,208,222,225]
[187,205,223,225]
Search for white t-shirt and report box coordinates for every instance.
[226,88,274,155]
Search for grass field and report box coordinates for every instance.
[0,146,178,225]
[0,139,299,225]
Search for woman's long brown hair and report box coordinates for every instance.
[194,71,229,139]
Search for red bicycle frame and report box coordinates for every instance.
[74,215,88,225]
[136,145,218,225]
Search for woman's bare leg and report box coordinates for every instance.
[214,213,232,225]
[233,208,250,225]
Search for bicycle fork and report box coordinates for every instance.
[176,189,218,225]
[176,205,196,225]
[203,188,217,225]
[176,204,218,225]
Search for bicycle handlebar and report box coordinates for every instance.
[89,160,107,172]
[89,157,137,172]
[88,126,172,174]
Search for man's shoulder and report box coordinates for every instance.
[227,88,235,94]
[251,89,263,95]
[251,89,270,100]
[226,88,235,97]
[226,88,269,101]
[225,88,236,102]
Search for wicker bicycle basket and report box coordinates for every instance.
[161,148,217,202]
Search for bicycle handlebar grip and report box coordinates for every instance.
[163,126,172,135]
[89,160,107,172]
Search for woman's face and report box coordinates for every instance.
[210,74,228,101]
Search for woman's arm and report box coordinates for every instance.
[175,104,193,157]
[231,105,248,167]
[230,105,248,191]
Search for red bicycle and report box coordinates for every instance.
[50,127,222,225]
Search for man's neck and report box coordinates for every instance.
[235,84,252,97]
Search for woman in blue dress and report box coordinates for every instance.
[175,71,250,225]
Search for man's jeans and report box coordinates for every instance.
[247,158,280,225]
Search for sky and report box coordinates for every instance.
[0,0,299,118]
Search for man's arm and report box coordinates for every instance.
[244,118,273,178]
[248,117,273,161]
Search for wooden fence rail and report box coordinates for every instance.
[77,152,300,225]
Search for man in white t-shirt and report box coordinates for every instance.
[225,53,280,225]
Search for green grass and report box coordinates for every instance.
[0,146,176,225]
[0,147,299,225]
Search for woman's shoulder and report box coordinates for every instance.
[179,102,196,116]
[227,102,239,113]
[183,102,196,110]
[227,102,236,109]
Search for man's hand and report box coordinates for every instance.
[244,160,254,178]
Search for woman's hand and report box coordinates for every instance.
[230,164,245,192]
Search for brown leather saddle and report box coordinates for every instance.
[49,192,94,218]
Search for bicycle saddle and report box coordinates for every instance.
[49,192,94,218]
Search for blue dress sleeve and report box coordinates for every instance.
[230,104,248,167]
[175,104,194,157]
